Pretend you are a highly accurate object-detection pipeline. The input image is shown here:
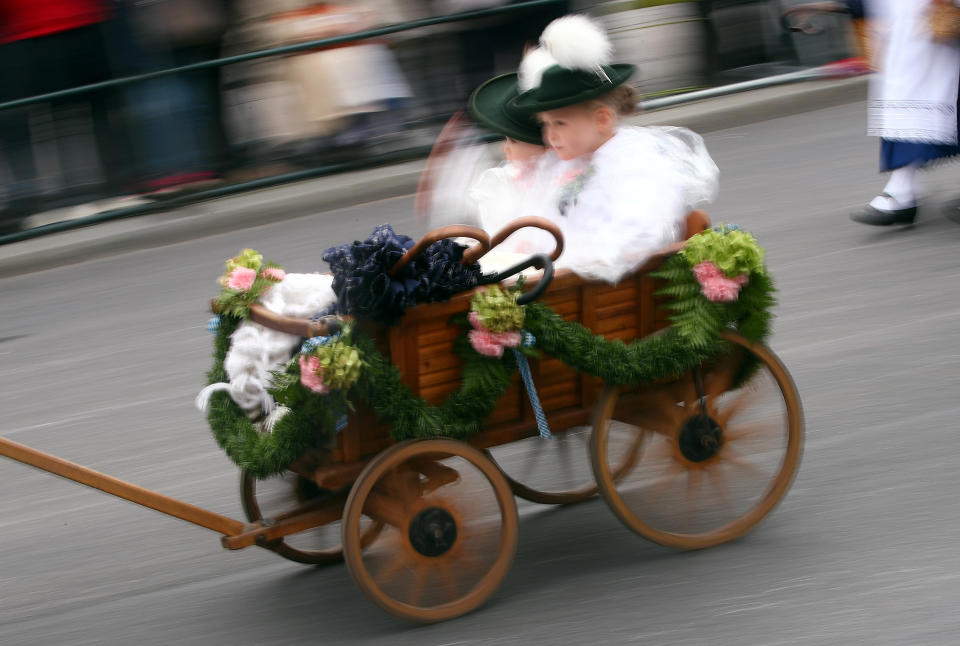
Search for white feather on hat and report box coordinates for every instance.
[539,14,612,72]
[518,46,558,92]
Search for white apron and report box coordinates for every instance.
[867,0,960,144]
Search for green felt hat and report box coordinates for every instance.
[508,63,635,114]
[468,73,544,146]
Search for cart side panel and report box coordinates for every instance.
[335,268,664,463]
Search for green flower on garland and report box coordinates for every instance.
[300,325,365,393]
[470,284,525,333]
[653,224,775,349]
[681,226,765,278]
[214,248,286,319]
[221,248,263,279]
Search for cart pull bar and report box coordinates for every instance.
[0,436,247,538]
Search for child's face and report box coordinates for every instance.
[503,137,545,163]
[538,105,611,161]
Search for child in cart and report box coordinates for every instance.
[466,15,719,283]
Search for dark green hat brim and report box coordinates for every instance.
[508,63,636,113]
[468,73,544,146]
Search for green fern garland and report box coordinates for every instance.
[351,331,516,442]
[651,252,776,348]
[203,230,777,477]
[205,316,343,478]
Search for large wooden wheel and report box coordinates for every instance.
[486,424,643,505]
[342,439,518,623]
[240,470,379,565]
[590,331,803,550]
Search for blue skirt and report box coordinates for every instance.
[880,140,960,172]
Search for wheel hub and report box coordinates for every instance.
[678,414,723,462]
[408,507,457,557]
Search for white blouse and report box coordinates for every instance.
[470,125,719,283]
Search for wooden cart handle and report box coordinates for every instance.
[248,306,344,338]
[211,299,344,338]
[389,225,491,276]
[477,216,564,262]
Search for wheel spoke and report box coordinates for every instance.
[644,460,686,501]
[407,563,430,607]
[722,419,770,444]
[610,431,646,480]
[705,465,734,514]
[684,467,705,502]
[640,433,675,462]
[713,387,758,425]
[721,445,772,481]
[374,550,409,589]
[437,562,460,601]
[455,551,486,580]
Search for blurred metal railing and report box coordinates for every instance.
[0,0,566,245]
[0,0,856,245]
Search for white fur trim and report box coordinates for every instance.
[518,47,558,92]
[197,271,339,423]
[539,14,612,72]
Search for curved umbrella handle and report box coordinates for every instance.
[513,255,555,306]
[389,225,491,277]
[479,216,564,262]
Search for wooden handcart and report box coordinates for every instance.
[0,213,803,624]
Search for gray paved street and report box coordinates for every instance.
[2,98,960,645]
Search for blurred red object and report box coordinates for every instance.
[819,57,872,77]
[0,0,108,43]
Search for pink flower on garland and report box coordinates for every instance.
[226,266,257,291]
[262,266,286,281]
[692,261,749,303]
[692,261,722,282]
[468,311,522,358]
[298,354,329,394]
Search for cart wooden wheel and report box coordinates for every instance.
[342,439,518,623]
[487,424,643,505]
[590,331,803,550]
[240,470,380,565]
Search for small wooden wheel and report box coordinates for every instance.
[487,424,643,505]
[590,331,803,550]
[240,470,379,565]
[342,439,518,623]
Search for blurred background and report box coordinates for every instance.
[0,0,862,234]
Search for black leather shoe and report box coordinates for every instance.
[850,204,917,226]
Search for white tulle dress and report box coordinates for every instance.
[469,125,719,283]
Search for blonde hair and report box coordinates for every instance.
[588,84,639,117]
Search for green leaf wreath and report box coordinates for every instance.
[203,227,776,477]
